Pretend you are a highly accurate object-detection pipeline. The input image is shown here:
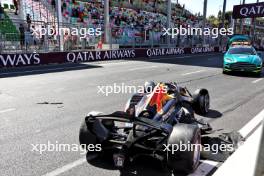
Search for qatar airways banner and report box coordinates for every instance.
[0,46,224,68]
[233,2,264,19]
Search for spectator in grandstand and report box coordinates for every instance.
[62,1,67,13]
[26,14,31,29]
[48,26,56,44]
[13,0,18,15]
[97,38,102,49]
[25,28,34,50]
[19,24,25,49]
[51,0,56,10]
[0,3,4,23]
[70,34,77,50]
[40,26,45,47]
[63,32,70,51]
[31,25,39,47]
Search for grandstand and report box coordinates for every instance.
[0,0,221,53]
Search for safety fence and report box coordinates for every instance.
[0,18,227,54]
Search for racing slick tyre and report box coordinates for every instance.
[193,89,210,115]
[166,124,201,174]
[79,118,114,159]
[79,119,103,161]
[79,119,97,147]
[79,119,99,152]
[79,115,115,156]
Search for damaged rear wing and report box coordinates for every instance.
[85,111,172,134]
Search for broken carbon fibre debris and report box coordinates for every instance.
[37,101,63,105]
[200,131,244,162]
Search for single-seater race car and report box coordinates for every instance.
[79,82,211,174]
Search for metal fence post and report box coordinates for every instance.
[202,0,207,46]
[44,22,48,52]
[167,0,171,47]
[56,0,63,51]
[110,26,112,49]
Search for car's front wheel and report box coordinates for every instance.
[254,71,262,77]
[193,89,210,115]
[222,69,228,74]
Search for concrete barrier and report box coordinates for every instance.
[0,46,226,68]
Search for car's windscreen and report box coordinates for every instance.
[228,48,256,55]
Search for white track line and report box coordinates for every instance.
[213,123,263,176]
[191,108,264,176]
[188,160,219,176]
[42,158,86,176]
[128,65,158,71]
[0,108,16,114]
[252,78,263,84]
[182,70,205,76]
[238,109,264,138]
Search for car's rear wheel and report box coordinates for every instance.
[166,124,201,174]
[79,119,97,146]
[79,119,103,158]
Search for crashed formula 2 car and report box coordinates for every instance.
[79,82,211,174]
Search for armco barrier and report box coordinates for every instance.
[0,46,225,68]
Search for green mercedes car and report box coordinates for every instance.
[223,46,263,76]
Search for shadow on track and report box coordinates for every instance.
[201,109,222,119]
[223,71,263,78]
[0,63,102,78]
[126,53,224,69]
[86,154,185,176]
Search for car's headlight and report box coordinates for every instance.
[254,57,263,66]
[225,58,234,63]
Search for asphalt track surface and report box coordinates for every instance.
[0,53,264,176]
